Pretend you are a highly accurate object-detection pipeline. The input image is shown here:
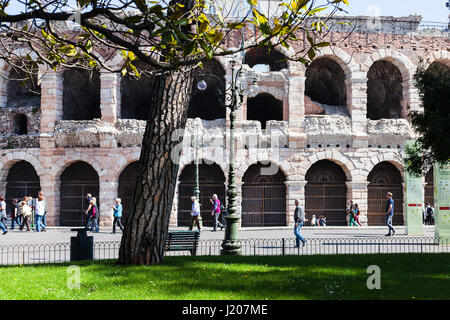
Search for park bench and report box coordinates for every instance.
[165,230,201,256]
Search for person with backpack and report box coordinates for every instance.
[425,203,435,225]
[85,197,99,232]
[350,204,362,227]
[210,194,224,232]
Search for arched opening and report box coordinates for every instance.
[177,163,226,227]
[6,65,41,109]
[60,161,99,226]
[6,161,41,217]
[242,162,286,227]
[247,93,283,129]
[244,47,288,71]
[13,114,27,135]
[305,57,347,114]
[120,61,156,120]
[367,162,404,226]
[118,161,140,224]
[425,167,434,207]
[62,69,101,120]
[305,160,347,225]
[188,59,226,120]
[367,60,403,120]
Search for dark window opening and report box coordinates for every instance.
[188,59,226,120]
[247,93,283,129]
[367,60,403,120]
[120,61,156,120]
[14,113,27,135]
[62,69,101,120]
[305,58,347,110]
[6,66,41,109]
[244,47,288,71]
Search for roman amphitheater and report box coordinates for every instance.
[0,14,448,228]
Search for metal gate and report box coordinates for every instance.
[60,162,99,226]
[367,185,404,226]
[367,162,404,226]
[241,183,286,227]
[177,163,226,227]
[305,182,347,225]
[60,181,99,226]
[178,182,226,227]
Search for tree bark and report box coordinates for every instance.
[118,68,194,265]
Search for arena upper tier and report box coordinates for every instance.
[0,15,448,227]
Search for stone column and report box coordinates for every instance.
[169,181,181,227]
[39,70,63,148]
[40,173,59,226]
[346,73,369,148]
[285,180,307,227]
[346,181,370,226]
[99,72,120,148]
[100,72,121,125]
[99,179,118,227]
[288,64,307,150]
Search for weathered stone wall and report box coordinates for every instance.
[0,14,448,227]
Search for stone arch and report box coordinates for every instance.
[362,50,415,118]
[244,46,288,71]
[0,153,44,183]
[246,92,283,129]
[366,155,404,181]
[237,157,292,184]
[422,50,450,69]
[301,153,354,182]
[313,47,359,79]
[53,156,102,182]
[367,60,404,119]
[178,156,228,180]
[305,53,351,113]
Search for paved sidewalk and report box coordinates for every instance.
[0,225,436,246]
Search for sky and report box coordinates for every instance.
[340,0,449,22]
[4,0,450,23]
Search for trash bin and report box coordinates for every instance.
[70,228,93,261]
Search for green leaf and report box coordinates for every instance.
[133,0,148,12]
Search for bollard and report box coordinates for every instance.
[70,228,94,261]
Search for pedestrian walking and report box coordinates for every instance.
[10,199,22,230]
[111,198,124,234]
[189,196,202,231]
[425,203,435,225]
[318,215,327,226]
[349,204,362,227]
[35,191,46,232]
[210,194,224,232]
[19,197,31,231]
[385,192,396,236]
[0,196,7,229]
[85,197,99,232]
[346,200,355,226]
[293,199,307,248]
[310,214,317,226]
[353,203,362,226]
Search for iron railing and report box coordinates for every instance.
[0,237,448,266]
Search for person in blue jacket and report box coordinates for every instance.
[112,198,124,234]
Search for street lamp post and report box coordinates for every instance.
[198,61,257,255]
[191,117,203,228]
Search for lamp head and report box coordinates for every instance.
[197,79,207,91]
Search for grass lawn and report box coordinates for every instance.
[0,254,449,300]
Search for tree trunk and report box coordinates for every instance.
[118,69,194,265]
